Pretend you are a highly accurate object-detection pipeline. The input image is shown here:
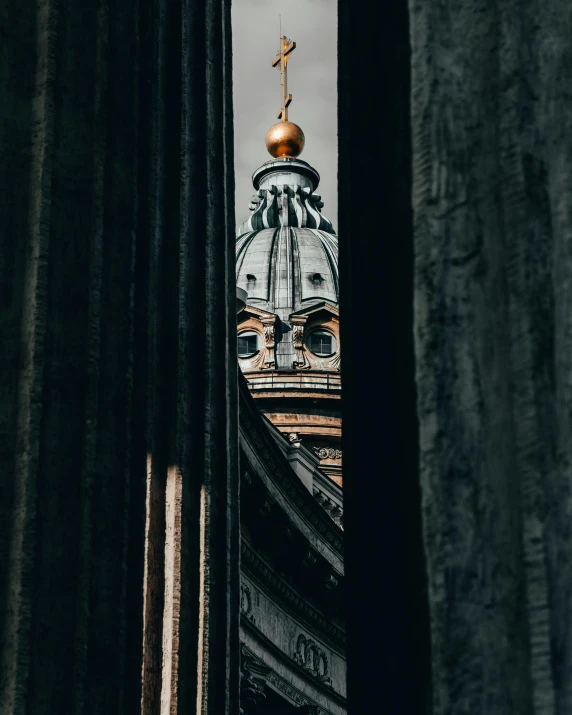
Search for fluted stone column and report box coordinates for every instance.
[410,0,572,712]
[0,1,239,714]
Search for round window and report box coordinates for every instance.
[237,330,260,358]
[307,329,336,357]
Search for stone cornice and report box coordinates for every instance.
[241,540,346,653]
[241,632,347,711]
[251,157,321,192]
[241,644,332,714]
[239,375,344,559]
[289,301,340,319]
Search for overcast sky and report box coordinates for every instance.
[231,0,337,231]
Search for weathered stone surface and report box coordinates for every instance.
[0,1,238,713]
[410,0,572,712]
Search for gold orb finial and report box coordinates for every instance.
[265,121,305,158]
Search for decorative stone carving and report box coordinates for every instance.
[313,490,326,507]
[328,351,341,370]
[292,323,308,368]
[303,550,317,568]
[238,183,335,235]
[329,506,343,529]
[288,432,301,446]
[237,309,280,372]
[263,324,274,346]
[248,191,262,212]
[312,446,342,461]
[244,332,268,371]
[240,582,253,621]
[324,573,339,590]
[266,670,307,707]
[241,645,329,713]
[261,316,276,369]
[239,406,343,554]
[312,486,344,528]
[240,647,271,715]
[240,672,266,714]
[294,633,332,685]
[240,542,346,650]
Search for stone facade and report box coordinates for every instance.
[234,118,346,711]
[238,378,345,714]
[236,155,342,486]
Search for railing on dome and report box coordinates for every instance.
[244,370,341,393]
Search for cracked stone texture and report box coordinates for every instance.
[411,0,572,712]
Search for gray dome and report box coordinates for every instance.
[236,227,338,319]
[235,156,338,320]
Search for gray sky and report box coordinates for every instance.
[231,0,338,232]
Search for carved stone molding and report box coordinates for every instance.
[237,311,279,371]
[312,487,343,529]
[238,183,336,235]
[294,633,333,686]
[261,317,276,369]
[292,324,308,368]
[240,540,346,651]
[240,581,257,626]
[239,404,343,555]
[240,645,271,715]
[240,672,266,715]
[328,352,341,370]
[312,446,342,461]
[241,646,335,715]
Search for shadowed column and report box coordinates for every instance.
[0,1,239,714]
[409,0,572,712]
[338,0,432,713]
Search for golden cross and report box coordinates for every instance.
[272,35,296,121]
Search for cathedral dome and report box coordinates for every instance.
[236,154,339,379]
[236,156,338,318]
[235,37,342,484]
[236,227,338,318]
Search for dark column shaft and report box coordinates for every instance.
[339,0,432,712]
[0,1,239,713]
[410,0,572,712]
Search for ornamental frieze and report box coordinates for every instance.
[240,645,332,714]
[294,632,332,686]
[312,446,342,461]
[240,541,346,651]
[240,581,256,624]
